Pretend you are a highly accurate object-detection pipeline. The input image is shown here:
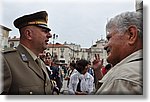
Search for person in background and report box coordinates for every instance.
[52,60,63,93]
[93,11,143,95]
[1,11,53,95]
[68,59,94,95]
[44,52,59,95]
[101,63,112,76]
[62,65,67,78]
[87,61,94,77]
[64,61,77,87]
[39,51,46,62]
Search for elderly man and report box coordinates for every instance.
[94,11,143,95]
[1,11,53,94]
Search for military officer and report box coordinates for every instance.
[1,11,53,95]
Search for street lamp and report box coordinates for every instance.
[52,33,58,59]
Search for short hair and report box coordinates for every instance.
[70,62,76,68]
[106,11,143,39]
[76,59,89,74]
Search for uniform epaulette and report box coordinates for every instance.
[2,48,17,54]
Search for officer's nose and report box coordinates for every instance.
[47,32,52,39]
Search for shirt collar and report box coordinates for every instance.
[99,49,143,83]
[21,44,37,60]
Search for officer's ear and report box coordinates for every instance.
[127,25,138,45]
[24,27,33,40]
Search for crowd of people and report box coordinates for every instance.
[38,51,100,95]
[1,9,142,95]
[38,51,113,95]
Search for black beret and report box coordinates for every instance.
[13,11,51,31]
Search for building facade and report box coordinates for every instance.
[8,36,20,48]
[45,39,107,65]
[0,25,12,50]
[89,39,107,65]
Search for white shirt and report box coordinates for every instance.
[68,71,94,94]
[46,65,53,75]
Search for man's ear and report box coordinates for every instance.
[24,28,32,40]
[127,25,138,45]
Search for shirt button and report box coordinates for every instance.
[45,83,48,86]
[29,91,33,94]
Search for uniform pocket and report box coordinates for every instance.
[19,85,44,95]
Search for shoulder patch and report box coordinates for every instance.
[2,48,17,54]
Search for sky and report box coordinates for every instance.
[0,0,135,48]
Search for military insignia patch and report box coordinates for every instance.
[21,53,28,61]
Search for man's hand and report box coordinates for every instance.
[92,54,103,71]
[92,54,104,82]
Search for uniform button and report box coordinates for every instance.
[45,83,48,86]
[29,91,33,94]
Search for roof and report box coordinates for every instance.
[8,36,20,42]
[0,25,12,31]
[47,43,69,48]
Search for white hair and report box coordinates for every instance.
[106,11,143,39]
